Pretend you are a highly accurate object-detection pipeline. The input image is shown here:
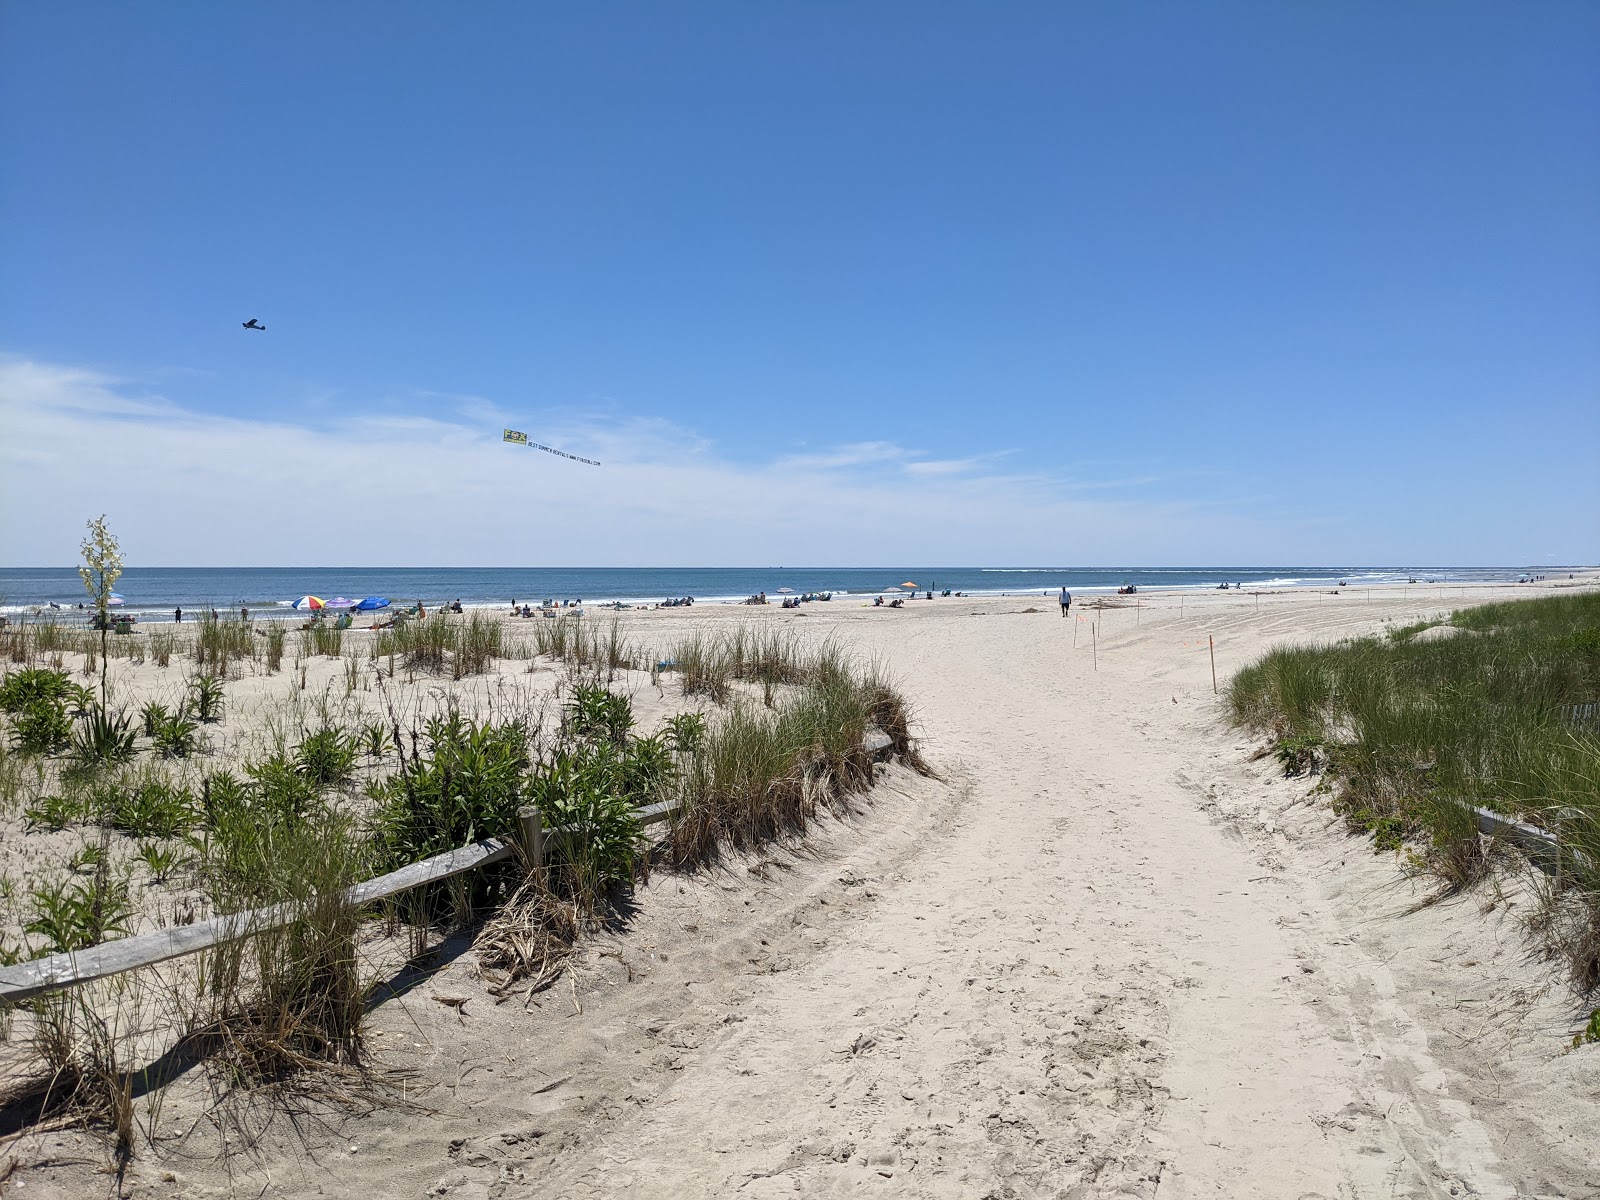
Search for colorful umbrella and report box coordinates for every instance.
[901,581,918,589]
[107,592,126,606]
[354,596,390,611]
[325,597,357,609]
[291,595,325,610]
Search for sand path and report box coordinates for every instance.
[439,588,1562,1199]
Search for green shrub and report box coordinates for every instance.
[91,772,200,839]
[11,697,72,755]
[664,711,707,754]
[295,727,357,788]
[243,756,322,824]
[567,683,634,745]
[0,668,72,713]
[525,743,642,895]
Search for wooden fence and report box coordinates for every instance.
[0,730,896,1005]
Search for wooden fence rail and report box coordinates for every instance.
[0,729,898,1005]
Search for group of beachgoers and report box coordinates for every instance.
[742,591,838,608]
[509,598,584,618]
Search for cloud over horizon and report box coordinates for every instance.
[0,356,1280,568]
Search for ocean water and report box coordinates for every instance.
[0,565,1555,622]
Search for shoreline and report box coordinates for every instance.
[5,566,1595,625]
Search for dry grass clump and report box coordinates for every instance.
[372,613,504,679]
[195,613,256,674]
[530,615,641,677]
[474,877,581,1002]
[1229,590,1600,993]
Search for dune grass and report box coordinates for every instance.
[1229,590,1600,992]
[529,614,641,677]
[371,612,504,678]
[195,612,256,673]
[0,615,925,1159]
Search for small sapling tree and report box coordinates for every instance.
[78,515,124,706]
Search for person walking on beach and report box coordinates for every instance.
[1059,587,1072,618]
[174,607,182,623]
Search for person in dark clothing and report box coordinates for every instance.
[1059,587,1072,618]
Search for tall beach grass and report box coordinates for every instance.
[1229,591,1600,992]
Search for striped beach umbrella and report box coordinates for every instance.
[291,595,326,611]
[107,592,126,606]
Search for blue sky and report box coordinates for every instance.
[1,2,1596,566]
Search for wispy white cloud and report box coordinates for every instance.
[0,356,1270,566]
[773,441,912,471]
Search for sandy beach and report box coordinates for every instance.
[4,574,1598,1198]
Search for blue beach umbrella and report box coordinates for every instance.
[354,596,390,611]
[107,592,126,606]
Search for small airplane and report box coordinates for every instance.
[242,318,266,331]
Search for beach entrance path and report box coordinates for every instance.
[447,589,1568,1200]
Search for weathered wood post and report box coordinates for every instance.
[518,805,545,876]
[1209,634,1217,695]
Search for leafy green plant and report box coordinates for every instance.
[92,772,200,839]
[295,727,357,788]
[26,867,134,953]
[151,711,200,758]
[136,840,187,883]
[70,704,136,766]
[63,681,97,718]
[525,743,642,897]
[243,755,322,824]
[140,701,170,738]
[188,673,226,723]
[0,667,72,713]
[68,842,108,872]
[24,791,91,831]
[1274,731,1323,776]
[359,721,391,759]
[567,683,635,745]
[664,711,707,754]
[11,696,73,755]
[369,714,530,913]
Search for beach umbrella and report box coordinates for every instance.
[107,592,126,606]
[325,597,357,609]
[354,596,390,611]
[291,595,325,611]
[900,581,918,589]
